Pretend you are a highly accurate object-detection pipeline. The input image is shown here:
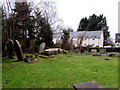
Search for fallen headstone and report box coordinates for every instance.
[24,55,38,63]
[43,48,63,56]
[73,81,109,90]
[39,55,48,59]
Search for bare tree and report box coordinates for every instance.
[77,31,87,53]
[106,37,115,47]
[37,0,62,31]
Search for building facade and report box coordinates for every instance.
[53,31,104,47]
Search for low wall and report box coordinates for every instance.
[90,47,120,53]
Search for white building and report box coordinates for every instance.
[53,31,104,47]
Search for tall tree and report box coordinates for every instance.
[78,17,88,31]
[2,1,36,55]
[34,2,54,48]
[39,17,53,48]
[0,7,2,55]
[2,3,12,56]
[12,2,35,40]
[34,8,53,48]
[61,30,70,49]
[77,31,87,53]
[77,14,110,46]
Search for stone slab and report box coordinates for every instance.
[44,48,62,52]
[73,81,110,90]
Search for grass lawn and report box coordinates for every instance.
[2,53,118,88]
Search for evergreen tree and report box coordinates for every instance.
[77,14,110,45]
[78,17,88,31]
[40,20,53,48]
[61,30,70,49]
[12,2,35,40]
[36,16,53,48]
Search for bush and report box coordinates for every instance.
[85,45,92,52]
[96,45,99,47]
[54,40,62,48]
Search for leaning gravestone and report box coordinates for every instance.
[39,42,46,53]
[14,40,24,61]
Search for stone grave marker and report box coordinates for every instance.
[14,40,24,61]
[6,39,14,59]
[39,42,46,53]
[91,49,97,53]
[24,55,37,63]
[73,81,109,90]
[30,39,35,54]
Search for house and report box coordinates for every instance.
[53,30,104,47]
[115,33,120,47]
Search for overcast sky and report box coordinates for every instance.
[55,0,119,40]
[32,0,119,40]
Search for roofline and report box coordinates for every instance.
[53,30,103,34]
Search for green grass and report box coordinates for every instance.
[2,53,118,88]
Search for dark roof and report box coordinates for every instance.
[53,31,103,40]
[70,31,103,39]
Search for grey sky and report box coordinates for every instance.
[55,0,119,41]
[32,0,119,40]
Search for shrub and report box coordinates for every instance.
[96,45,99,47]
[85,45,92,52]
[54,40,62,48]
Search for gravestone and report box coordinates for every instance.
[73,81,109,90]
[39,42,46,53]
[99,48,106,53]
[24,55,37,63]
[30,39,35,54]
[14,40,24,61]
[6,39,14,59]
[91,49,97,53]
